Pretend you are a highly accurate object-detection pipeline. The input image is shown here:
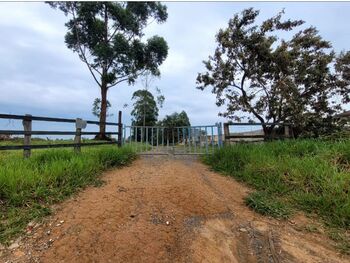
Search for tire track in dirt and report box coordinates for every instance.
[1,156,349,263]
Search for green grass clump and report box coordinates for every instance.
[245,191,292,219]
[0,146,136,244]
[203,139,350,252]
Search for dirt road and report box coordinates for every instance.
[1,157,349,262]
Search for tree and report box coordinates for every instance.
[131,89,159,127]
[197,8,350,137]
[158,111,190,143]
[92,98,112,118]
[48,2,169,139]
[335,51,350,104]
[159,111,190,128]
[137,71,165,127]
[130,89,159,143]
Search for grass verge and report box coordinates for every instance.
[202,139,350,254]
[0,145,136,244]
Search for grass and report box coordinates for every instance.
[203,139,350,253]
[0,144,136,244]
[245,191,292,219]
[0,137,109,146]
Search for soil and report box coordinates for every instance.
[1,156,349,263]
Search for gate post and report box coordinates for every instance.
[22,114,32,158]
[216,122,223,148]
[74,118,84,153]
[118,111,122,147]
[223,122,230,145]
[284,124,290,139]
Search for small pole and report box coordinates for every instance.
[22,114,32,158]
[223,123,230,145]
[211,126,214,152]
[172,128,175,148]
[284,124,289,139]
[205,126,208,154]
[217,122,223,148]
[188,127,191,153]
[156,127,159,151]
[118,111,122,147]
[123,126,126,145]
[177,127,180,145]
[74,118,82,153]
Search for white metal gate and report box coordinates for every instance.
[122,123,223,155]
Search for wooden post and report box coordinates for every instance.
[284,125,290,138]
[223,123,230,144]
[74,118,82,153]
[117,111,122,147]
[22,114,32,158]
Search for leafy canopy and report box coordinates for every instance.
[48,2,169,89]
[158,111,191,144]
[197,8,350,136]
[159,111,191,128]
[92,98,112,118]
[131,89,159,127]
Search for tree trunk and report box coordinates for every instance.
[262,124,275,140]
[96,5,110,141]
[97,82,109,140]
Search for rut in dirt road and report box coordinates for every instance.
[2,157,349,263]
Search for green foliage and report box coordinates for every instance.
[131,89,159,127]
[197,8,350,137]
[335,51,350,103]
[245,191,292,219]
[203,139,350,229]
[157,111,191,144]
[92,98,112,118]
[48,2,169,134]
[0,146,136,243]
[158,111,191,128]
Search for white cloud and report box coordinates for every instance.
[159,50,195,76]
[0,2,349,128]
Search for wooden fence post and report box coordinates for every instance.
[22,114,32,158]
[284,125,290,138]
[223,123,230,144]
[118,111,122,147]
[74,118,82,153]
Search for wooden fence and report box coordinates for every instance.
[223,122,292,143]
[0,111,123,158]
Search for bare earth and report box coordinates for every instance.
[1,156,349,263]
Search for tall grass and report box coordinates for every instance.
[203,139,350,252]
[0,146,136,244]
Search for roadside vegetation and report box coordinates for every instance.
[0,145,136,244]
[203,139,350,253]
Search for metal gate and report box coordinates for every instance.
[122,123,223,155]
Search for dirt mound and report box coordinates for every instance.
[1,156,349,262]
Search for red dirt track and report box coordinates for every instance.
[1,156,349,263]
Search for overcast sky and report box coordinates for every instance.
[0,2,350,131]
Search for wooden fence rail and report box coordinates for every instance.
[0,111,123,158]
[223,122,293,143]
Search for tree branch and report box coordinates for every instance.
[70,6,101,87]
[239,72,266,124]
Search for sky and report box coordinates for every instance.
[0,1,350,133]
